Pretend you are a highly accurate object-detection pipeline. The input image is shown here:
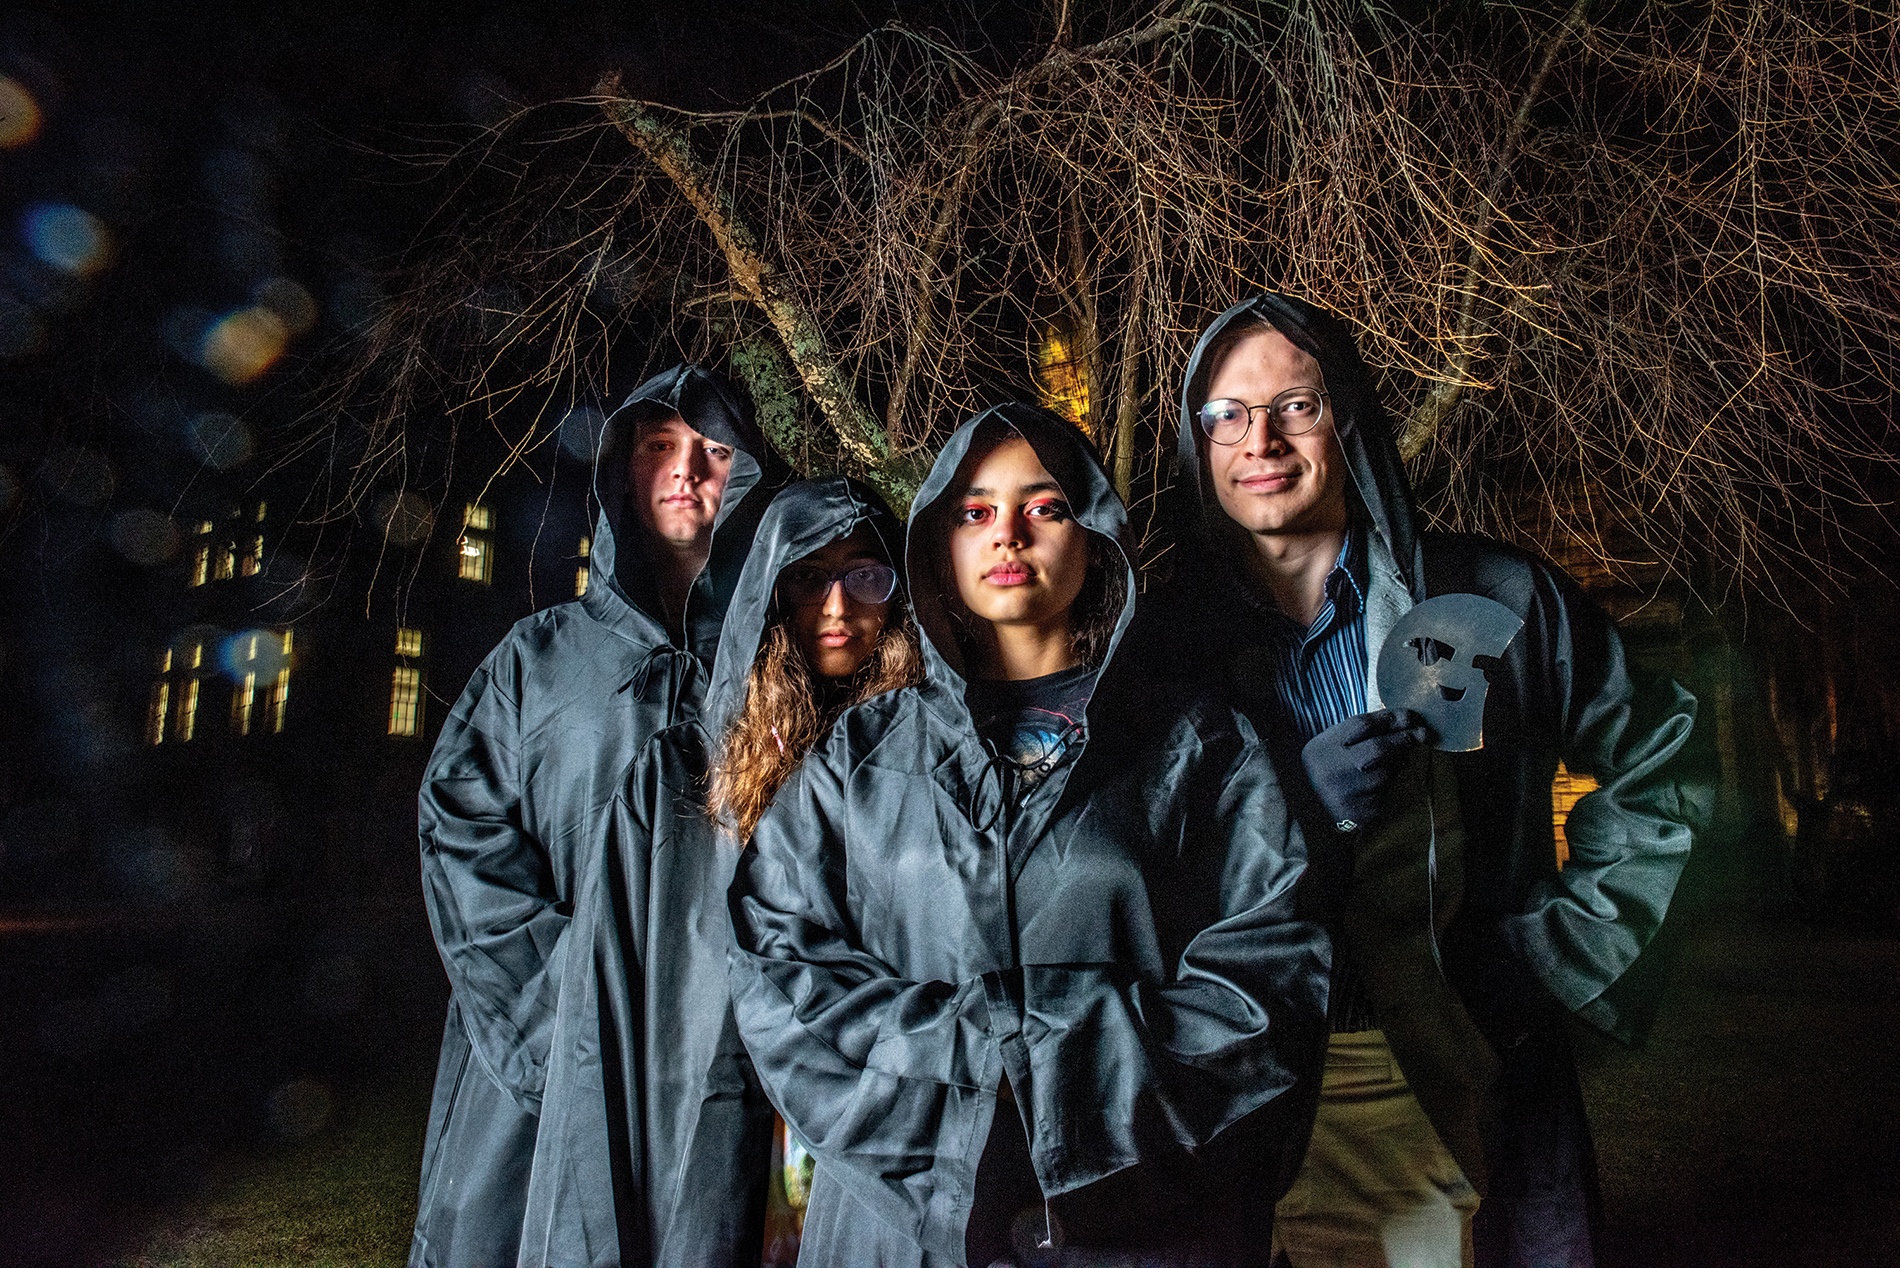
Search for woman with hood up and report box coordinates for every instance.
[516,476,922,1267]
[729,403,1331,1267]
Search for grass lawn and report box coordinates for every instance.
[122,1084,425,1268]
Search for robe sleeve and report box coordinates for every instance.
[419,651,571,1110]
[1015,724,1330,1192]
[727,749,1016,1262]
[1503,564,1708,1041]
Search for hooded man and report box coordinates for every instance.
[409,364,783,1268]
[1140,293,1706,1267]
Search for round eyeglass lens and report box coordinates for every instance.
[1197,389,1326,444]
[781,562,897,606]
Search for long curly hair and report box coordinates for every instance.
[708,608,922,843]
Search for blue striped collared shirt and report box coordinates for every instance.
[1252,527,1368,744]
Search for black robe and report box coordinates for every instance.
[516,476,906,1266]
[1142,291,1710,1265]
[410,365,782,1268]
[728,404,1330,1267]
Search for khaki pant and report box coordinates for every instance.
[1273,1030,1480,1268]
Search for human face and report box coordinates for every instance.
[778,527,894,681]
[1201,328,1348,542]
[626,414,734,549]
[947,435,1088,645]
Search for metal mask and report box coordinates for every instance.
[1375,593,1524,752]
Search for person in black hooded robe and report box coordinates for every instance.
[410,365,783,1268]
[1135,293,1709,1267]
[729,403,1330,1267]
[514,476,922,1267]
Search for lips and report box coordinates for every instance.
[817,629,856,648]
[1237,469,1299,492]
[984,562,1031,585]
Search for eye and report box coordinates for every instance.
[1025,498,1071,521]
[704,444,732,463]
[1203,400,1246,425]
[957,503,992,526]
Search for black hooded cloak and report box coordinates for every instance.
[513,476,905,1267]
[1147,293,1709,1262]
[728,404,1330,1266]
[410,364,782,1268]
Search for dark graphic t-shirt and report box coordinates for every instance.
[968,664,1094,790]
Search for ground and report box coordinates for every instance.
[3,903,1896,1267]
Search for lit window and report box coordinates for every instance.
[389,666,423,737]
[459,504,493,584]
[241,534,263,577]
[395,627,424,658]
[175,642,203,741]
[254,501,267,522]
[1036,326,1092,431]
[214,541,236,582]
[230,633,261,735]
[269,629,292,733]
[1551,762,1599,870]
[147,648,173,745]
[189,521,213,587]
[575,536,590,597]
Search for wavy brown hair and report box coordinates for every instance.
[708,610,922,842]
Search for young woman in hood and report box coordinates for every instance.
[516,476,919,1267]
[729,404,1330,1268]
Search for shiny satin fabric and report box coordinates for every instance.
[516,476,906,1267]
[411,364,783,1268]
[728,403,1331,1266]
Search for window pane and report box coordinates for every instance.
[389,666,423,737]
[271,667,290,733]
[575,566,589,598]
[147,681,170,746]
[464,503,492,531]
[458,535,492,584]
[231,671,255,735]
[176,677,200,742]
[394,627,424,657]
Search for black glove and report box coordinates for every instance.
[1299,708,1433,832]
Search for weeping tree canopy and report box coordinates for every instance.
[317,0,1900,608]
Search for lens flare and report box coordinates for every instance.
[20,203,112,277]
[374,489,434,546]
[0,77,41,149]
[199,305,287,383]
[109,507,181,566]
[253,275,317,335]
[185,410,254,469]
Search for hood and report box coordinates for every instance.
[1176,292,1426,601]
[905,402,1136,723]
[700,475,906,743]
[582,362,788,655]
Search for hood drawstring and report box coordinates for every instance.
[621,643,705,723]
[970,747,1017,835]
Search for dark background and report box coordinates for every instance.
[0,4,1896,1265]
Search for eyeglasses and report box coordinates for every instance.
[778,561,898,607]
[1197,388,1328,445]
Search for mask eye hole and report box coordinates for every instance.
[1406,636,1456,666]
[1471,653,1504,675]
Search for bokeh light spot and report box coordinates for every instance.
[37,446,115,507]
[374,489,434,546]
[199,306,287,383]
[0,77,41,149]
[266,1078,334,1143]
[185,410,254,469]
[559,405,609,461]
[222,628,290,679]
[254,276,317,335]
[20,203,112,277]
[109,507,180,566]
[0,297,42,358]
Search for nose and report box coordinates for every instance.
[991,505,1028,548]
[821,579,849,617]
[1241,410,1289,459]
[671,441,708,483]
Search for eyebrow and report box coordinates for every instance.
[959,480,1066,499]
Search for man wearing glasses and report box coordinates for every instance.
[1139,293,1705,1268]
